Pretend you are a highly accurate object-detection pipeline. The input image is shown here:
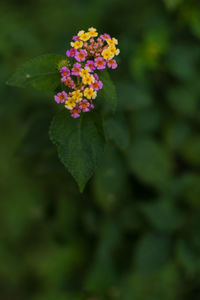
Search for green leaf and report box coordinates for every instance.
[181,136,200,166]
[134,233,170,274]
[104,114,131,150]
[84,219,119,292]
[167,86,199,116]
[7,54,65,91]
[163,0,183,10]
[176,240,198,276]
[93,145,128,211]
[130,107,162,134]
[99,70,117,111]
[122,264,179,300]
[164,173,200,206]
[139,198,183,232]
[164,119,191,151]
[117,82,153,111]
[167,44,199,80]
[49,110,105,192]
[128,137,173,187]
[180,173,200,206]
[32,243,85,288]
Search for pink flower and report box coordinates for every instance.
[90,103,95,110]
[75,49,88,62]
[90,38,95,44]
[107,59,118,69]
[71,106,81,118]
[93,73,99,80]
[94,57,106,70]
[90,80,103,91]
[54,91,67,103]
[100,33,111,41]
[79,99,90,112]
[85,60,96,72]
[72,35,79,41]
[72,63,81,76]
[66,48,78,57]
[54,29,119,118]
[98,80,103,89]
[60,66,70,77]
[61,76,74,87]
[83,42,88,48]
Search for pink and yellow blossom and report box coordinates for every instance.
[80,68,90,78]
[60,66,70,77]
[79,99,91,112]
[107,59,118,69]
[82,75,95,85]
[101,48,114,60]
[85,60,96,72]
[106,38,118,46]
[84,88,97,100]
[79,32,90,41]
[71,106,81,118]
[90,80,103,91]
[71,90,83,103]
[88,27,98,38]
[54,28,119,118]
[66,48,78,57]
[75,49,87,62]
[65,97,76,110]
[94,57,106,70]
[54,91,68,103]
[72,63,81,76]
[70,40,83,49]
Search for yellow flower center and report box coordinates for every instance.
[65,98,76,110]
[80,69,89,77]
[80,32,90,41]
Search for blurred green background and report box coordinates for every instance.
[1,0,200,299]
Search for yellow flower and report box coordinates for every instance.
[108,46,120,56]
[88,27,97,31]
[109,46,117,56]
[84,88,97,99]
[70,40,83,49]
[65,97,76,110]
[77,30,85,36]
[88,27,98,37]
[115,48,120,55]
[102,48,114,60]
[106,38,118,46]
[72,90,83,103]
[113,38,118,45]
[79,32,90,41]
[82,75,95,85]
[80,68,90,78]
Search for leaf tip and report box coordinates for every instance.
[78,183,86,193]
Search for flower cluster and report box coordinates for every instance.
[54,28,119,118]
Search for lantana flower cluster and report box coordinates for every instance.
[54,27,120,118]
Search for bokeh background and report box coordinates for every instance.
[1,0,200,299]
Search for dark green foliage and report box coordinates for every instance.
[99,70,117,112]
[134,233,170,274]
[128,137,173,187]
[104,114,130,150]
[7,54,64,91]
[1,0,200,299]
[49,110,105,191]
